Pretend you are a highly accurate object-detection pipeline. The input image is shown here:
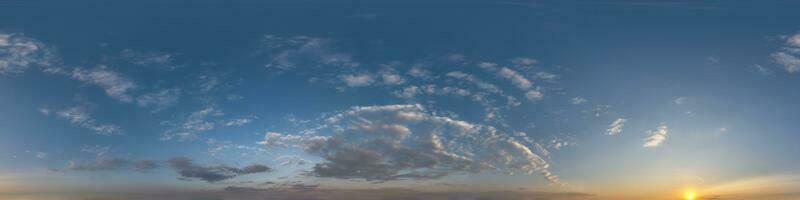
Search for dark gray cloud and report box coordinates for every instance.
[134,160,160,171]
[67,158,128,171]
[167,156,271,182]
[64,158,160,172]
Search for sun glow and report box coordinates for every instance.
[684,191,697,200]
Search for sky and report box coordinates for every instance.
[1,1,800,200]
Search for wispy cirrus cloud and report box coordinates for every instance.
[606,118,626,136]
[71,66,138,102]
[0,33,59,75]
[53,107,123,136]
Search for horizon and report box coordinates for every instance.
[2,1,800,200]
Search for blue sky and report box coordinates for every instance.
[2,1,800,199]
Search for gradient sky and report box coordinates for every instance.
[2,1,800,200]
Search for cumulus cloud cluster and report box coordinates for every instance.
[263,104,559,183]
[168,157,271,182]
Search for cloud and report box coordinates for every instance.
[771,32,800,73]
[511,57,538,67]
[55,107,123,136]
[63,158,159,172]
[134,160,159,171]
[571,97,587,105]
[771,51,800,73]
[674,96,690,105]
[36,152,47,159]
[643,123,668,148]
[340,74,375,87]
[0,33,59,75]
[136,88,181,112]
[379,68,405,85]
[71,66,137,102]
[167,156,271,182]
[296,104,559,183]
[121,49,176,70]
[261,35,358,71]
[161,106,224,141]
[67,158,128,171]
[498,67,533,90]
[606,118,626,135]
[224,117,254,127]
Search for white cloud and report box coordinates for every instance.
[571,97,587,105]
[392,86,420,99]
[606,118,626,135]
[643,123,668,148]
[788,33,800,47]
[224,117,254,127]
[498,67,533,90]
[535,72,558,81]
[407,65,433,79]
[55,107,123,136]
[161,106,223,141]
[71,66,137,102]
[771,33,800,73]
[771,51,800,73]
[0,33,59,75]
[36,152,47,159]
[379,69,405,85]
[525,90,544,101]
[340,74,375,87]
[674,96,690,105]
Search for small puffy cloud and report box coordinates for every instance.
[0,33,59,75]
[379,69,405,85]
[511,57,538,67]
[643,123,668,148]
[525,90,544,101]
[606,118,626,136]
[340,74,375,87]
[571,97,587,105]
[167,156,271,182]
[36,152,47,159]
[498,67,533,90]
[71,66,137,102]
[224,117,254,127]
[55,107,123,136]
[535,72,558,82]
[407,65,433,79]
[674,96,690,105]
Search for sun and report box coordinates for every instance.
[684,191,697,200]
